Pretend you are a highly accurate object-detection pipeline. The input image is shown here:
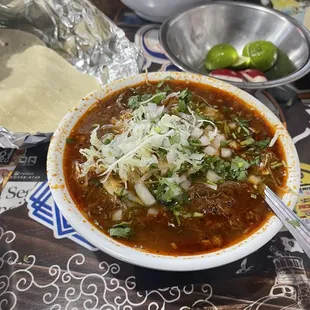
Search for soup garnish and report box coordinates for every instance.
[64,78,287,255]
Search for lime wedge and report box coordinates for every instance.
[242,41,278,71]
[265,49,296,80]
[205,44,238,71]
[231,55,251,69]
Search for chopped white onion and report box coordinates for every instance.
[189,153,204,160]
[191,127,204,139]
[207,170,222,183]
[221,148,232,158]
[134,182,156,206]
[205,125,214,132]
[228,122,237,129]
[167,150,177,163]
[248,175,261,185]
[205,183,218,190]
[112,210,122,221]
[212,134,226,149]
[204,145,217,156]
[200,135,210,146]
[178,174,187,183]
[163,137,171,148]
[147,207,159,216]
[160,168,169,176]
[181,180,191,190]
[269,131,279,147]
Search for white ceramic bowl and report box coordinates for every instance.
[47,72,300,271]
[120,0,207,23]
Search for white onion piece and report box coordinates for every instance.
[221,148,232,158]
[205,125,214,132]
[160,168,169,176]
[181,180,191,190]
[200,135,210,146]
[228,122,237,129]
[205,183,218,190]
[248,175,261,185]
[147,207,159,216]
[204,145,217,156]
[134,182,156,206]
[178,174,187,183]
[269,131,279,147]
[167,150,177,163]
[207,170,222,183]
[212,134,226,149]
[191,127,204,139]
[163,137,171,148]
[112,210,122,221]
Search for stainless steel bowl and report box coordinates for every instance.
[159,1,310,89]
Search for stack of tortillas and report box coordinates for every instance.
[0,29,99,133]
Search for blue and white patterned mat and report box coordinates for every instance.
[26,182,97,251]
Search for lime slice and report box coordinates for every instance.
[231,55,251,69]
[205,44,238,71]
[265,49,296,80]
[242,41,278,71]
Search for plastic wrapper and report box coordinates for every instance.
[0,0,143,149]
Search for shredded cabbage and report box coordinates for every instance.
[77,92,221,194]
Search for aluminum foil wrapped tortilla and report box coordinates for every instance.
[0,0,143,149]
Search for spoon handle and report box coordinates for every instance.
[263,186,310,259]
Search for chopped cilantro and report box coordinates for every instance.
[150,163,158,169]
[250,156,261,166]
[203,156,230,179]
[172,209,181,226]
[178,162,191,174]
[152,92,167,104]
[179,89,192,100]
[220,140,231,147]
[104,138,111,145]
[164,85,172,92]
[177,89,192,112]
[108,222,132,239]
[235,117,250,135]
[128,95,140,109]
[178,99,187,112]
[187,138,203,151]
[256,139,270,149]
[241,137,255,146]
[230,157,250,181]
[155,180,183,204]
[157,76,173,88]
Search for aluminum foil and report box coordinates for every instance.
[0,0,143,149]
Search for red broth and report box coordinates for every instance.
[63,80,287,255]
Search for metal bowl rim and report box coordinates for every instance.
[159,1,310,90]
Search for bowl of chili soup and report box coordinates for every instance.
[47,71,300,271]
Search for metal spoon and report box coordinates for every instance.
[261,185,310,258]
